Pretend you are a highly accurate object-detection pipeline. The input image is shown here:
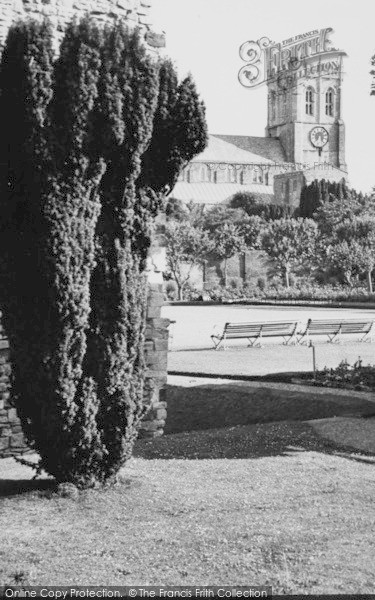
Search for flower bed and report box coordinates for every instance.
[182,284,375,304]
[311,360,375,392]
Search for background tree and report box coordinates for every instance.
[261,218,318,287]
[230,191,294,220]
[335,217,375,292]
[211,222,245,286]
[327,241,364,287]
[0,18,208,488]
[299,178,350,218]
[165,221,212,300]
[201,205,246,230]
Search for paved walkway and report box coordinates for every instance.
[168,342,375,376]
[163,304,375,350]
[163,304,375,376]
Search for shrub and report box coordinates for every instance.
[314,360,375,391]
[164,280,178,301]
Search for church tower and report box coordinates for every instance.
[265,42,347,172]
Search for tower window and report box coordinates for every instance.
[305,87,314,115]
[325,88,334,116]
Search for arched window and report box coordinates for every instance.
[325,88,334,116]
[265,172,269,186]
[305,87,314,115]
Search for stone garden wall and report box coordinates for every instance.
[0,0,165,54]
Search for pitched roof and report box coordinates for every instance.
[191,135,274,165]
[212,134,286,163]
[169,182,274,206]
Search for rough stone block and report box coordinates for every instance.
[7,408,18,422]
[0,436,10,451]
[138,428,163,439]
[10,433,26,447]
[155,408,167,420]
[154,339,169,352]
[11,424,23,433]
[139,419,165,432]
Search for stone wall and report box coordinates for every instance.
[0,282,170,457]
[0,0,165,54]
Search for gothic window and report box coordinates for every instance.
[293,180,297,192]
[305,87,314,115]
[265,172,269,186]
[325,88,334,116]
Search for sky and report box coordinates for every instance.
[150,0,375,193]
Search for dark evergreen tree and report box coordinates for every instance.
[230,191,294,220]
[299,178,350,218]
[0,19,208,488]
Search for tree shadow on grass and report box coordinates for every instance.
[162,383,375,435]
[134,420,375,464]
[0,477,55,498]
[135,382,375,463]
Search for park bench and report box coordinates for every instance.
[298,318,375,344]
[211,320,299,350]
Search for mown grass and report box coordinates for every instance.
[1,420,375,594]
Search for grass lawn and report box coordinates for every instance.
[1,420,375,594]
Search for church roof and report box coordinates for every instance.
[212,134,287,163]
[192,135,275,165]
[170,182,274,205]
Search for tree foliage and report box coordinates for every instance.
[299,178,351,218]
[210,222,245,286]
[261,218,318,287]
[230,191,295,220]
[0,18,208,487]
[164,221,212,299]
